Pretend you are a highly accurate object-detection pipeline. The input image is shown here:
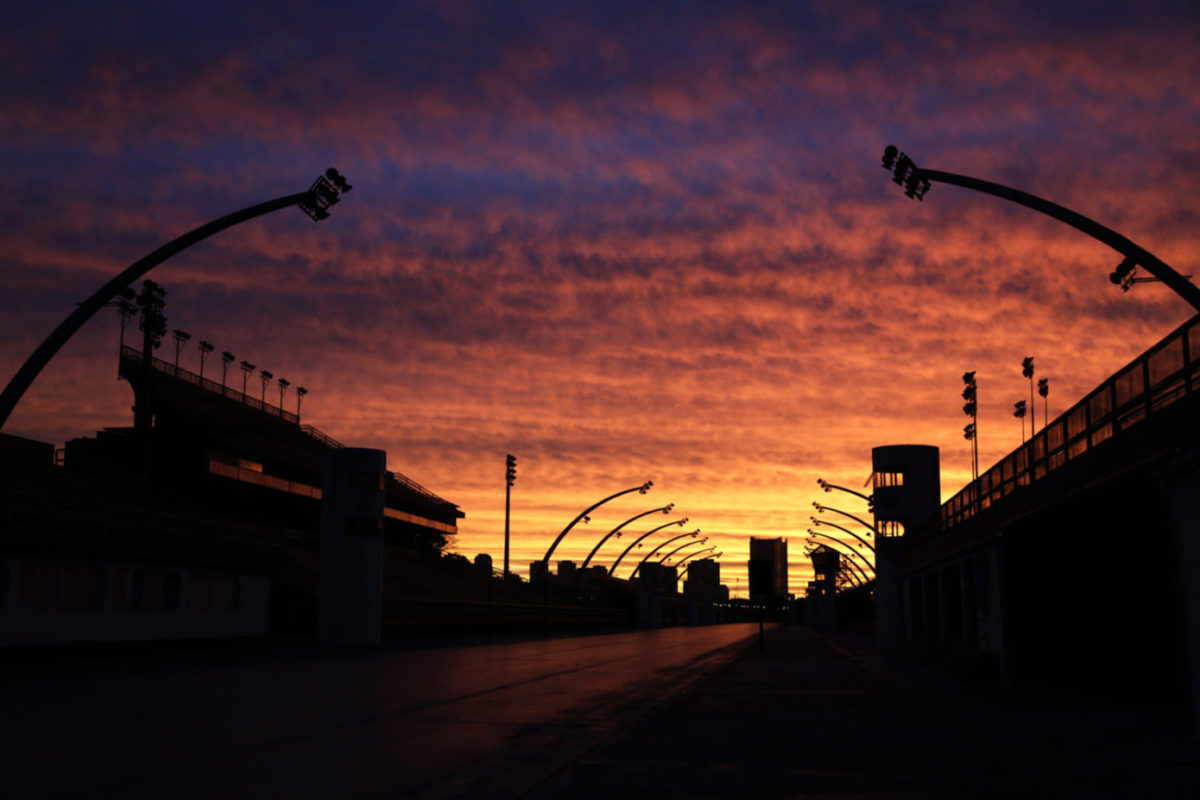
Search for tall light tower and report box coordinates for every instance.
[504,454,517,577]
[0,170,353,431]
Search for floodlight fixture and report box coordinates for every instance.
[299,168,354,221]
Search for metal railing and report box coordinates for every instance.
[941,314,1200,530]
[121,346,454,509]
[121,345,300,424]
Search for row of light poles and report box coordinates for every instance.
[503,460,718,585]
[808,477,878,591]
[801,145,1196,594]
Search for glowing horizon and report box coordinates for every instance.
[2,1,1198,595]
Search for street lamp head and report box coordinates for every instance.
[300,168,353,221]
[640,480,653,493]
[663,503,674,513]
[1110,257,1137,291]
[812,502,822,511]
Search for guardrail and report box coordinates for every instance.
[121,346,453,509]
[941,314,1200,530]
[121,346,299,424]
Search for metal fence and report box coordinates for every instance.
[941,314,1200,530]
[121,345,299,424]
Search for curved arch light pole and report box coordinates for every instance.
[674,547,718,574]
[812,503,879,538]
[805,534,874,579]
[610,518,688,575]
[579,503,674,574]
[805,541,869,588]
[0,171,353,431]
[816,477,873,504]
[881,145,1200,313]
[809,546,867,588]
[662,548,719,589]
[629,529,701,579]
[541,481,653,566]
[806,532,873,575]
[656,538,710,568]
[809,519,875,555]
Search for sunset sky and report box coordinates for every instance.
[2,1,1198,594]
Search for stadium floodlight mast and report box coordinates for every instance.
[579,504,675,574]
[541,481,653,566]
[504,454,517,577]
[0,169,353,432]
[197,340,214,381]
[880,145,1200,313]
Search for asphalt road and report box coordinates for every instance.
[1,624,760,797]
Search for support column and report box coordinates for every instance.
[1159,453,1200,730]
[875,536,904,651]
[319,448,385,645]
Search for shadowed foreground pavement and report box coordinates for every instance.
[538,625,1200,799]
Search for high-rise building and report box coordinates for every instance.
[748,536,788,598]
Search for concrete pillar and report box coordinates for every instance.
[1158,453,1200,730]
[638,564,663,627]
[875,536,904,651]
[319,448,385,645]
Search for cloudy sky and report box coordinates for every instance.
[2,1,1198,593]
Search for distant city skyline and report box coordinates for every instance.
[2,1,1197,592]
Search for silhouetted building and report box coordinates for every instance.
[686,558,720,592]
[1,344,463,645]
[871,445,941,536]
[748,536,788,598]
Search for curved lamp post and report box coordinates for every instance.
[806,542,867,588]
[656,538,710,567]
[0,170,353,431]
[629,529,701,579]
[579,503,674,574]
[541,480,653,566]
[675,550,723,580]
[610,518,688,575]
[805,538,872,586]
[806,542,873,585]
[662,548,719,589]
[805,531,875,576]
[812,502,878,536]
[674,547,718,574]
[809,519,875,556]
[816,477,873,504]
[880,145,1200,312]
